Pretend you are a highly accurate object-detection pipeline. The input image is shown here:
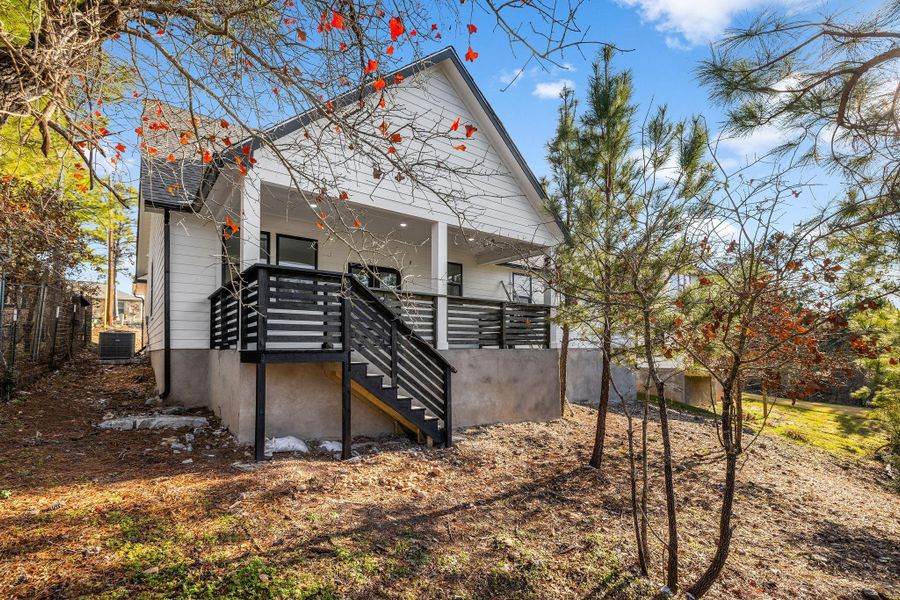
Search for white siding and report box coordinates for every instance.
[147,212,164,350]
[144,209,222,351]
[251,62,559,247]
[169,212,221,349]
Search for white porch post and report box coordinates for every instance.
[544,287,561,349]
[240,174,261,271]
[431,221,449,350]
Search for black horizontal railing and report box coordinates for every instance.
[447,296,551,349]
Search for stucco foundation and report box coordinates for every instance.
[564,349,636,407]
[152,347,630,444]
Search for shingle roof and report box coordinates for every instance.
[139,157,205,209]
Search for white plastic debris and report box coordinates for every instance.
[265,436,309,456]
[97,415,209,431]
[319,440,342,453]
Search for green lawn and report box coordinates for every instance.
[741,394,887,458]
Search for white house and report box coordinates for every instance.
[134,47,595,460]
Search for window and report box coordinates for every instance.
[277,234,318,269]
[117,300,125,315]
[447,262,463,297]
[349,263,401,290]
[512,273,533,304]
[260,231,271,264]
[221,226,241,284]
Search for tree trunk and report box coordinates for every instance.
[687,385,739,598]
[589,311,612,469]
[623,381,648,574]
[654,378,680,592]
[560,322,570,415]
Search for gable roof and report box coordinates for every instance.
[191,46,550,211]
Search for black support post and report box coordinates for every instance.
[390,319,398,388]
[341,293,352,460]
[255,362,267,461]
[500,302,507,349]
[443,363,452,448]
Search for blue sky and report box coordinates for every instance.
[104,0,878,290]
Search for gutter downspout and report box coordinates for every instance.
[160,208,172,399]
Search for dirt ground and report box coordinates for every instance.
[0,353,897,599]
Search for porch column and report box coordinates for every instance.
[431,221,449,350]
[544,287,561,349]
[241,174,262,271]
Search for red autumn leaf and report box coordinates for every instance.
[389,17,404,40]
[134,127,143,136]
[318,212,329,219]
[449,117,460,131]
[379,97,385,108]
[390,132,402,143]
[379,121,389,135]
[202,150,212,164]
[373,77,386,91]
[352,217,362,229]
[467,23,477,33]
[387,146,396,154]
[220,119,229,128]
[339,191,349,200]
[339,41,347,51]
[386,44,394,55]
[223,136,233,146]
[699,276,712,286]
[316,221,325,230]
[147,147,158,155]
[331,10,345,29]
[454,144,467,151]
[465,47,478,62]
[167,154,177,162]
[225,214,240,233]
[394,74,404,84]
[431,24,438,31]
[115,143,126,152]
[409,29,417,36]
[464,124,477,138]
[241,144,251,156]
[366,59,379,73]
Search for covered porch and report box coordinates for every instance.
[211,178,558,352]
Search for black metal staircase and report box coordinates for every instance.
[209,265,455,461]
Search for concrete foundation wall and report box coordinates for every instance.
[149,349,211,407]
[152,347,628,443]
[564,349,636,407]
[635,368,722,408]
[439,349,562,427]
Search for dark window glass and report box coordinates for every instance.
[348,263,401,290]
[277,234,317,269]
[512,273,532,304]
[221,226,240,284]
[447,262,463,297]
[260,231,271,264]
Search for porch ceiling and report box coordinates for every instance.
[258,182,549,264]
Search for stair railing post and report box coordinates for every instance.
[390,318,398,388]
[500,302,507,349]
[443,363,452,448]
[209,291,217,349]
[256,267,268,353]
[340,285,352,460]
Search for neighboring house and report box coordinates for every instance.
[90,288,144,327]
[135,47,587,460]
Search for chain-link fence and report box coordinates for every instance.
[1,276,92,401]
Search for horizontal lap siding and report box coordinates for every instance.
[147,212,165,350]
[254,65,557,247]
[169,213,220,349]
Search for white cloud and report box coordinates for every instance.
[498,67,525,88]
[532,79,575,100]
[619,0,798,48]
[716,125,791,160]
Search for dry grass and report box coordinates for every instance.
[0,355,897,599]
